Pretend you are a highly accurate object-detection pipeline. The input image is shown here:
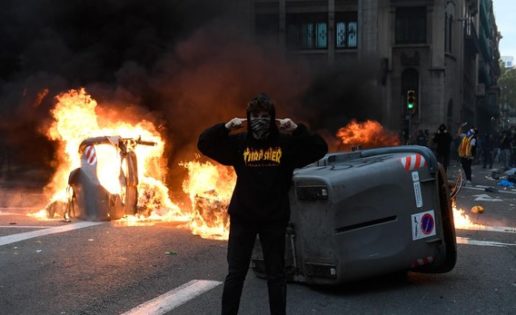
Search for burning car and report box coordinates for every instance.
[252,145,457,285]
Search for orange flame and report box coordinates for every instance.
[33,88,237,239]
[336,120,400,151]
[181,160,236,240]
[452,200,486,230]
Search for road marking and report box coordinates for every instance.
[461,186,516,195]
[456,225,516,234]
[0,221,103,246]
[121,280,222,315]
[456,237,516,248]
[472,194,503,202]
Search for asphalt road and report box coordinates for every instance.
[0,162,515,315]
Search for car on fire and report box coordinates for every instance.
[252,145,457,285]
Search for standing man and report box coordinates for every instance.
[198,93,328,315]
[481,133,495,170]
[500,130,512,170]
[432,124,452,171]
[457,124,477,185]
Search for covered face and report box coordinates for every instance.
[249,111,272,140]
[246,93,278,140]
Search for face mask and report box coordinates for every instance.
[250,117,271,140]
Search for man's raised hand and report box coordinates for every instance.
[225,118,247,130]
[276,118,298,132]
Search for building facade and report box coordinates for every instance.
[249,0,500,137]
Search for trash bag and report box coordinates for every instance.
[497,179,515,188]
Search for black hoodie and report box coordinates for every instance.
[197,121,328,224]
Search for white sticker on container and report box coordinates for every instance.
[411,171,420,182]
[411,210,436,240]
[411,171,423,208]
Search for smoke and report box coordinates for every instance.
[0,0,243,179]
[299,59,384,132]
[0,0,383,190]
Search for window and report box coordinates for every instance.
[445,14,453,53]
[335,12,358,49]
[287,13,327,50]
[448,16,453,52]
[395,7,426,44]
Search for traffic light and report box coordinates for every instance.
[407,89,416,113]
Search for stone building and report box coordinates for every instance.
[247,0,500,138]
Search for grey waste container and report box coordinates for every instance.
[252,145,457,285]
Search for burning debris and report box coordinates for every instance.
[182,161,236,240]
[336,119,400,151]
[30,88,236,240]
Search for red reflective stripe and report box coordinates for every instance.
[85,145,97,165]
[405,156,412,171]
[415,154,421,169]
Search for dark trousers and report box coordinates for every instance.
[437,152,450,171]
[482,150,493,169]
[460,157,473,181]
[221,217,286,315]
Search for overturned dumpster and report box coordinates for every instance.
[252,146,457,285]
[65,136,155,221]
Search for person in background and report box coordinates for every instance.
[457,124,477,185]
[416,129,428,146]
[500,130,512,170]
[481,133,495,170]
[433,124,452,171]
[197,93,328,315]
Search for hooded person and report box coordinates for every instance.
[432,124,452,171]
[197,93,328,315]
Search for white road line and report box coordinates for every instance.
[456,236,516,248]
[0,225,50,229]
[456,225,516,234]
[0,221,103,246]
[461,186,516,195]
[121,280,222,315]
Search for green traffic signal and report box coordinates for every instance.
[406,89,416,111]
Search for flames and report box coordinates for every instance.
[336,119,400,150]
[452,202,485,230]
[34,90,508,242]
[182,161,236,240]
[34,88,235,239]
